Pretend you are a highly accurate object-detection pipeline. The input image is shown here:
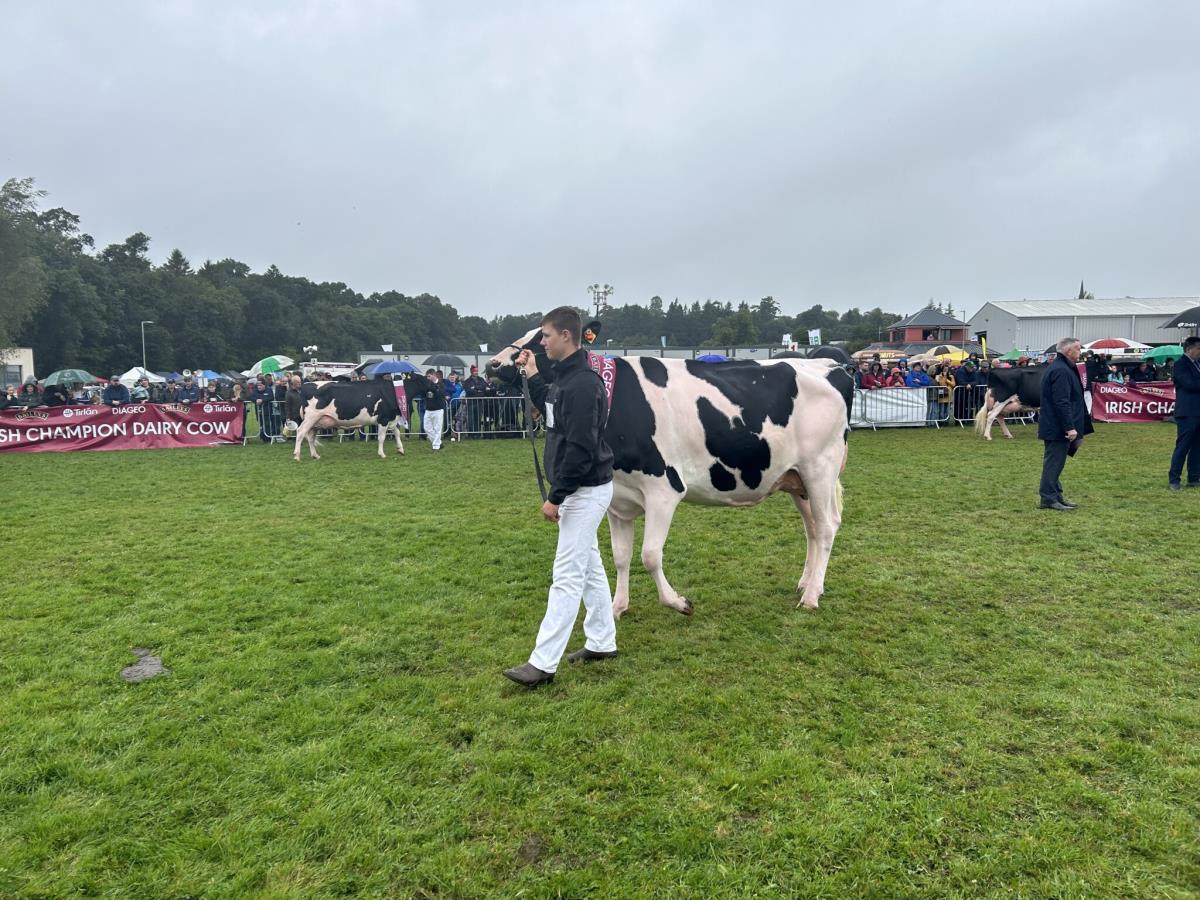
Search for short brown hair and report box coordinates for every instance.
[542,306,583,344]
[1184,336,1200,351]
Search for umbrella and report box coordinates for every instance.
[1144,344,1184,362]
[44,368,100,386]
[24,374,39,384]
[249,355,294,376]
[423,353,467,369]
[365,360,419,376]
[200,369,221,380]
[167,371,183,381]
[808,345,851,365]
[998,349,1026,361]
[696,353,728,362]
[1161,305,1200,330]
[352,358,383,374]
[1083,338,1150,351]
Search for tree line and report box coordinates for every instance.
[1,178,907,375]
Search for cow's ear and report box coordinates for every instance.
[583,321,602,344]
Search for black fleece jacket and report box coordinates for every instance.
[526,348,614,504]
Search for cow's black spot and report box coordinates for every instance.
[696,396,770,490]
[640,357,669,388]
[608,358,669,480]
[708,462,736,492]
[825,364,854,425]
[665,465,685,493]
[683,360,797,431]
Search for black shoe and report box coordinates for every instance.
[1039,500,1074,510]
[567,647,618,663]
[1057,499,1078,509]
[502,662,554,687]
[1169,483,1182,492]
[1186,482,1199,489]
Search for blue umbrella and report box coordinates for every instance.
[168,372,183,381]
[366,360,420,376]
[696,354,728,363]
[200,369,221,380]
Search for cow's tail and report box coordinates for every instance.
[973,389,994,435]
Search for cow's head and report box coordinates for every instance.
[484,319,602,380]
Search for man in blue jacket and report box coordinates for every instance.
[1038,337,1093,510]
[101,375,130,407]
[1168,335,1200,491]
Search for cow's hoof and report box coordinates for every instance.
[679,598,693,616]
[796,599,819,611]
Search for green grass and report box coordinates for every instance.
[1,424,1198,897]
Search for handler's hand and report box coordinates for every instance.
[542,500,560,523]
[515,350,539,377]
[1066,429,1078,440]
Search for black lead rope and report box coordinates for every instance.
[520,368,549,502]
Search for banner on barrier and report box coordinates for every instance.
[852,387,930,427]
[1090,382,1175,423]
[0,402,245,453]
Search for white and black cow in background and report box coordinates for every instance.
[974,364,1048,440]
[487,327,853,612]
[292,375,431,460]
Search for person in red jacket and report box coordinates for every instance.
[861,362,886,389]
[884,367,906,387]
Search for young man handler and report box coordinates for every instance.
[504,306,618,687]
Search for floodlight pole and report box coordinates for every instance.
[140,321,154,372]
[587,283,614,318]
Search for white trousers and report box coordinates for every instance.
[529,481,617,673]
[423,409,444,449]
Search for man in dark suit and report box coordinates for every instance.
[1038,337,1093,510]
[1169,335,1200,491]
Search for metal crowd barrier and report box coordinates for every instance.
[852,386,951,429]
[450,396,537,439]
[950,384,1036,430]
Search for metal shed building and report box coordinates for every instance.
[966,297,1197,353]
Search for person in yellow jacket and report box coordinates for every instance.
[931,363,956,422]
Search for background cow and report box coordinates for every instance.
[488,327,852,612]
[293,377,424,460]
[974,364,1047,440]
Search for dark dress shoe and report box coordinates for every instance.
[1187,482,1200,488]
[1169,483,1182,492]
[1057,499,1078,509]
[502,662,554,687]
[1039,500,1074,510]
[567,647,618,663]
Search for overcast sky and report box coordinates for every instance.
[4,1,1198,320]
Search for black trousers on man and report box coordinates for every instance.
[1039,439,1070,505]
[1169,416,1200,486]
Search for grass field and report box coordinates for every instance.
[2,423,1198,897]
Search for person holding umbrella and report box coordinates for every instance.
[1168,335,1200,491]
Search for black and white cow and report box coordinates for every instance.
[293,378,414,460]
[974,364,1047,440]
[487,328,853,612]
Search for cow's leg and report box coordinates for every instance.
[608,510,636,619]
[790,492,817,594]
[796,450,844,610]
[640,487,691,615]
[294,417,319,461]
[392,419,405,456]
[983,397,1015,441]
[376,420,388,458]
[997,408,1016,439]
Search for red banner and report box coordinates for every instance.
[1090,382,1176,423]
[0,402,244,453]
